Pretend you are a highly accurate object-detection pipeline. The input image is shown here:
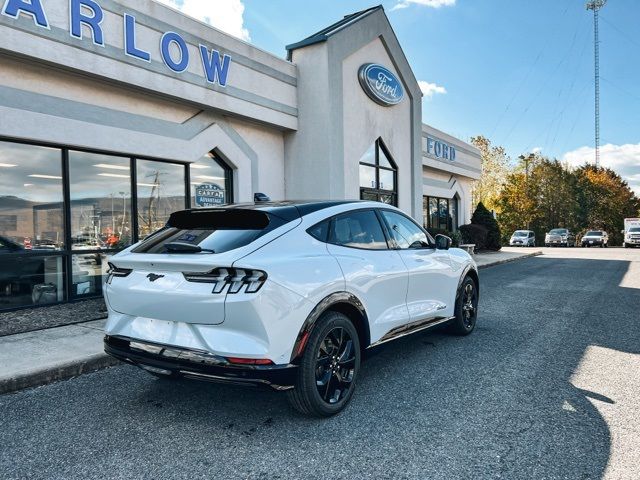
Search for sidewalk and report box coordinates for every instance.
[0,247,542,395]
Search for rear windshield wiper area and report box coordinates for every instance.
[164,241,215,254]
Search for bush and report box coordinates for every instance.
[471,202,502,251]
[459,224,488,250]
[426,227,460,247]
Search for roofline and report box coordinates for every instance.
[285,5,383,60]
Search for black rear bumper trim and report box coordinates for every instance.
[104,335,297,391]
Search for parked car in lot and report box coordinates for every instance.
[623,218,640,248]
[103,200,480,417]
[544,228,575,247]
[509,230,535,247]
[581,230,608,248]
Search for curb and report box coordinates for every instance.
[0,353,121,396]
[477,251,543,270]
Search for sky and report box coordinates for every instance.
[156,0,640,195]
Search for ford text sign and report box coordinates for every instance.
[358,63,404,106]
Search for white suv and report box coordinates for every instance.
[104,201,479,416]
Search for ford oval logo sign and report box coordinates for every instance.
[358,63,404,106]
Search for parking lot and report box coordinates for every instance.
[1,247,639,479]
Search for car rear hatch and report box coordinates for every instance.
[104,207,299,324]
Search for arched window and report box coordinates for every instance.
[358,138,397,206]
[190,151,234,207]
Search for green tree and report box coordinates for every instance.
[470,136,511,213]
[471,202,502,250]
[575,165,640,245]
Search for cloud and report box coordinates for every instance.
[531,147,542,154]
[156,0,250,41]
[418,80,447,99]
[391,0,456,11]
[562,143,640,195]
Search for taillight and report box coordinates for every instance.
[106,262,132,283]
[182,267,267,294]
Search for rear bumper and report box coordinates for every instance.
[104,335,298,391]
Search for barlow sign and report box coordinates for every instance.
[358,63,404,106]
[0,0,232,86]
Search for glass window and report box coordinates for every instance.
[359,139,397,206]
[0,254,65,309]
[380,210,430,249]
[449,197,458,231]
[136,160,186,239]
[71,253,109,297]
[307,220,329,242]
[190,152,233,207]
[329,210,388,250]
[69,151,132,250]
[0,141,64,250]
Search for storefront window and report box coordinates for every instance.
[69,151,132,250]
[359,138,397,206]
[423,196,458,231]
[136,160,187,239]
[71,253,109,298]
[0,141,64,250]
[190,152,233,207]
[0,254,65,309]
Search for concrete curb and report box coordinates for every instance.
[0,353,121,396]
[477,250,543,270]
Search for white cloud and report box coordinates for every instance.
[418,80,447,99]
[531,147,542,154]
[562,143,640,195]
[391,0,456,11]
[156,0,250,41]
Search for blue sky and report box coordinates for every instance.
[158,0,640,193]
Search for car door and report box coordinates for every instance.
[378,209,458,321]
[325,209,410,340]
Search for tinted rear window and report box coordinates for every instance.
[132,209,290,254]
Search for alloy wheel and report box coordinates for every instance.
[462,282,477,328]
[315,327,356,404]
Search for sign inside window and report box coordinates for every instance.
[195,184,225,207]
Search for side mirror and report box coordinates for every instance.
[435,234,451,250]
[621,230,625,234]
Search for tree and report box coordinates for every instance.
[470,136,511,213]
[471,202,501,250]
[575,165,640,245]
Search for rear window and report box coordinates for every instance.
[132,209,290,254]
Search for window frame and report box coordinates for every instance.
[423,195,458,231]
[359,138,398,206]
[0,136,190,309]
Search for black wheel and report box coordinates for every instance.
[287,311,360,417]
[448,276,478,336]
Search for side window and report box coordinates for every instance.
[380,210,431,249]
[329,210,388,250]
[307,220,329,242]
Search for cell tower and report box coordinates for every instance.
[586,0,606,167]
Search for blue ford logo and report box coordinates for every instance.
[358,63,404,106]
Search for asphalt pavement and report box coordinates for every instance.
[1,247,639,479]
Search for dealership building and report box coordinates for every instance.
[0,1,481,311]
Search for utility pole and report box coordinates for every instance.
[586,0,606,168]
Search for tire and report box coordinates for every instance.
[447,276,478,336]
[287,311,361,417]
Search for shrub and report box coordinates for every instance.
[426,227,460,247]
[471,202,502,251]
[459,224,488,250]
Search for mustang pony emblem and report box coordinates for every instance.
[146,273,165,282]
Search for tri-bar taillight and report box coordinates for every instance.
[182,267,267,294]
[106,262,132,283]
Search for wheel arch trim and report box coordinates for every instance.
[290,291,370,363]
